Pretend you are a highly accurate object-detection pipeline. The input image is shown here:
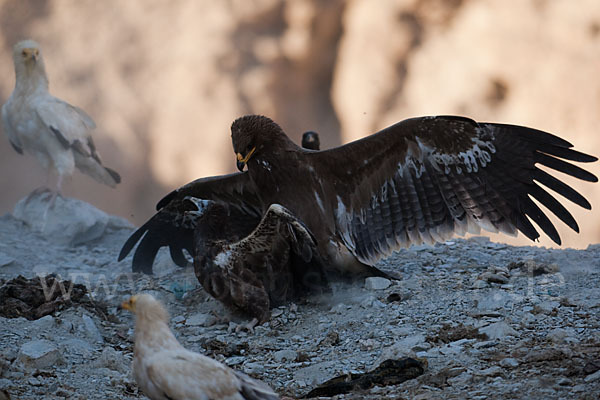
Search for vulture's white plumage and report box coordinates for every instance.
[2,39,120,201]
[122,293,279,400]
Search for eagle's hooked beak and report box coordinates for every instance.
[236,146,256,172]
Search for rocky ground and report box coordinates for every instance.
[0,196,598,399]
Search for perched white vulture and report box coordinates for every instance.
[121,293,279,400]
[2,39,120,203]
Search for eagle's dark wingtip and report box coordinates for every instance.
[156,189,177,210]
[118,225,147,261]
[130,232,162,275]
[132,260,154,275]
[169,246,189,268]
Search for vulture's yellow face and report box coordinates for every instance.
[13,40,42,67]
[121,295,139,312]
[21,47,40,64]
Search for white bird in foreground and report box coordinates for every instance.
[121,294,280,400]
[2,39,120,204]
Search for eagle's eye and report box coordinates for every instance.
[21,50,27,57]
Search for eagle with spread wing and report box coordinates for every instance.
[2,40,120,204]
[120,115,597,316]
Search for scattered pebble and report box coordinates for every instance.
[584,369,600,383]
[479,321,518,340]
[274,349,297,363]
[499,358,519,368]
[18,340,62,369]
[556,377,572,386]
[476,366,504,377]
[32,315,56,331]
[471,279,488,289]
[94,347,128,374]
[364,277,391,290]
[546,328,569,344]
[82,314,103,343]
[185,312,215,327]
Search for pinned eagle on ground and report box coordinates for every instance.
[120,114,597,319]
[192,200,328,323]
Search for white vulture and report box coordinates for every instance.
[121,293,279,400]
[2,39,120,204]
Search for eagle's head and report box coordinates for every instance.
[231,115,290,172]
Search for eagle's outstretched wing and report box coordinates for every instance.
[118,172,262,274]
[156,171,262,212]
[312,116,597,264]
[195,203,328,323]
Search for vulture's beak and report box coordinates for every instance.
[236,146,256,172]
[23,48,39,65]
[120,295,137,312]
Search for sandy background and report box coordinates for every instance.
[1,0,599,249]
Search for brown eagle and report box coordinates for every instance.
[120,115,597,313]
[191,200,328,323]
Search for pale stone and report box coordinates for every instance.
[82,314,103,343]
[499,358,519,368]
[479,321,518,340]
[365,277,391,290]
[18,340,61,369]
[274,349,297,363]
[13,194,110,246]
[185,312,215,327]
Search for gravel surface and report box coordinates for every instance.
[0,199,599,399]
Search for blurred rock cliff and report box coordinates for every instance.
[1,0,599,248]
